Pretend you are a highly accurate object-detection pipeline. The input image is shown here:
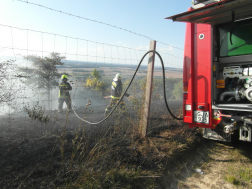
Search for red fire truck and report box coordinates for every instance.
[167,0,252,142]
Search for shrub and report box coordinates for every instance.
[24,103,50,123]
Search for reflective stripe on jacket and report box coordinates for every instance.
[111,95,120,99]
[111,80,122,99]
[58,81,72,98]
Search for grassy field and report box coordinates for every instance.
[57,66,183,79]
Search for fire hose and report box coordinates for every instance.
[70,50,183,125]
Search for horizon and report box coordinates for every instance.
[0,55,184,69]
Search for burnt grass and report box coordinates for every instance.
[0,100,202,189]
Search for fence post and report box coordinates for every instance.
[141,40,156,137]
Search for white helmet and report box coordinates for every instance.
[114,73,122,81]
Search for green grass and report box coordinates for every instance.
[240,168,252,182]
[225,167,252,186]
[225,175,240,185]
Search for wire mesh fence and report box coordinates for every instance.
[0,18,184,188]
[0,23,183,123]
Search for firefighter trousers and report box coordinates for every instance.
[104,99,126,116]
[58,97,72,112]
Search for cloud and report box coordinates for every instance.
[158,45,173,52]
[135,45,149,50]
[122,44,130,48]
[118,43,130,49]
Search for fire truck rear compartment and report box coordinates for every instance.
[167,0,252,142]
[211,17,252,142]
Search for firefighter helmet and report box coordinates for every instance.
[61,75,68,80]
[115,73,122,80]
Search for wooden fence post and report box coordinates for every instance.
[141,40,156,137]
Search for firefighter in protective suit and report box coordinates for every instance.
[58,75,72,113]
[104,73,129,116]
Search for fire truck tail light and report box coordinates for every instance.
[185,104,191,110]
[185,104,192,116]
[183,82,188,92]
[183,93,188,100]
[183,82,188,100]
[185,111,192,117]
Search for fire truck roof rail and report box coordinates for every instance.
[166,0,252,25]
[192,0,222,9]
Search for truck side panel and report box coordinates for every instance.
[184,22,216,129]
[183,21,193,123]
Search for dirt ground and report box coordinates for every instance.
[158,139,252,189]
[175,141,252,189]
[0,100,251,189]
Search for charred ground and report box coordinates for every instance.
[0,100,251,189]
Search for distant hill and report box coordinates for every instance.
[0,56,182,72]
[57,60,183,72]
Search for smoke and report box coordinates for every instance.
[70,84,107,109]
[38,83,107,112]
[0,58,109,118]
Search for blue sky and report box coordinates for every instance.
[0,0,192,67]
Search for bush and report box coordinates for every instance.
[85,69,107,92]
[24,103,50,123]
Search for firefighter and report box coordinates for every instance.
[58,74,72,113]
[104,73,129,116]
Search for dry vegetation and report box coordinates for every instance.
[1,66,251,189]
[0,99,202,189]
[1,98,252,189]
